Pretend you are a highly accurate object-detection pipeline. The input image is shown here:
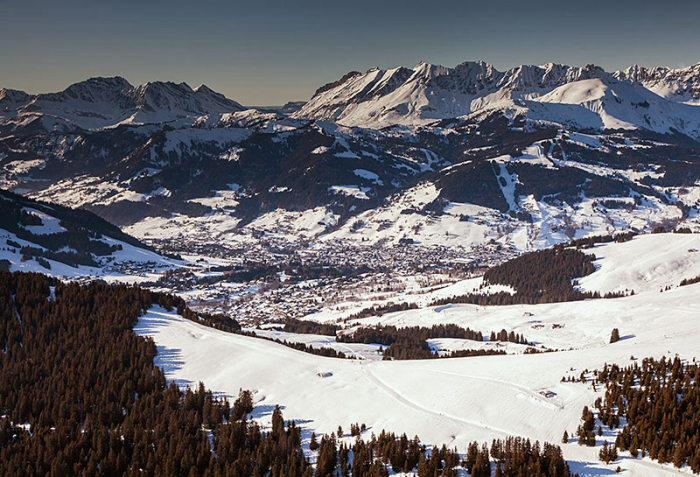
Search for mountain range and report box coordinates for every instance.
[0,77,244,132]
[1,60,700,252]
[295,61,700,134]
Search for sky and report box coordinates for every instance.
[1,0,699,106]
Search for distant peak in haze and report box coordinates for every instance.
[0,77,245,130]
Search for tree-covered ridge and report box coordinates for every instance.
[0,188,157,267]
[338,324,487,346]
[0,271,308,476]
[593,357,700,472]
[432,235,640,307]
[282,317,339,336]
[482,246,596,302]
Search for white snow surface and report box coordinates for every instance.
[577,233,700,295]
[21,208,67,235]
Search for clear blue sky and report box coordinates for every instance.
[1,0,698,105]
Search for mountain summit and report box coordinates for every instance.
[0,77,244,132]
[293,61,700,138]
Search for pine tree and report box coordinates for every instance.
[610,328,620,343]
[271,406,284,437]
[599,441,618,464]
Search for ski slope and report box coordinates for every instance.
[135,234,700,476]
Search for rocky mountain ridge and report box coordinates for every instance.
[294,61,700,135]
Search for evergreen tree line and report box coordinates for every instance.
[346,302,419,320]
[177,298,348,359]
[490,329,529,344]
[481,246,596,303]
[674,227,693,234]
[679,274,700,287]
[282,318,339,336]
[565,231,637,249]
[593,357,700,471]
[229,320,525,361]
[336,324,525,361]
[482,437,576,477]
[382,344,507,360]
[337,324,486,346]
[177,304,242,334]
[0,270,312,477]
[313,430,577,477]
[237,330,348,359]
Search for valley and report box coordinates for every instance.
[2,58,700,476]
[135,233,700,477]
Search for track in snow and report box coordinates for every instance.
[418,368,565,411]
[361,363,512,438]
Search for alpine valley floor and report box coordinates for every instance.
[136,233,700,477]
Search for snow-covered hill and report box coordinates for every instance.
[0,189,178,280]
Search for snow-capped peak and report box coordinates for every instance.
[0,88,30,106]
[613,63,700,105]
[0,77,245,131]
[293,59,700,136]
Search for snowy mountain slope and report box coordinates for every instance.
[4,109,697,253]
[2,112,443,228]
[0,188,178,280]
[318,131,695,251]
[293,61,609,128]
[528,77,700,136]
[615,62,700,105]
[576,233,700,295]
[135,233,700,476]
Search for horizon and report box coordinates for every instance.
[5,57,700,108]
[2,0,699,106]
